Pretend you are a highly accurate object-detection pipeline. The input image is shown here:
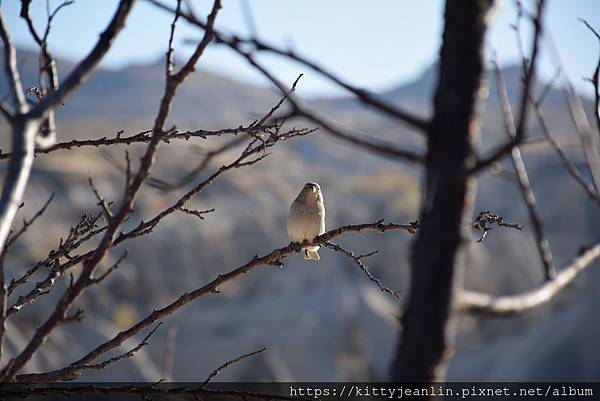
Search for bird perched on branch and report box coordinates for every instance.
[287,182,326,260]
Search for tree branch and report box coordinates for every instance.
[200,347,266,387]
[0,9,27,112]
[147,0,425,165]
[323,242,401,298]
[3,192,55,253]
[228,36,429,132]
[492,60,556,280]
[0,0,219,381]
[532,83,600,206]
[579,18,600,136]
[0,125,284,160]
[458,242,600,315]
[472,0,547,172]
[16,220,416,382]
[26,0,136,120]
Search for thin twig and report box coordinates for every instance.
[324,242,401,298]
[80,323,162,371]
[201,347,266,387]
[4,192,55,252]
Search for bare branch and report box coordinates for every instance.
[148,136,247,191]
[17,323,162,382]
[88,177,113,220]
[532,85,600,205]
[148,76,305,191]
[178,207,215,221]
[147,0,425,165]
[0,0,217,382]
[16,220,416,382]
[26,0,135,120]
[20,0,74,147]
[0,383,300,400]
[165,0,183,74]
[4,192,55,252]
[7,211,105,297]
[89,250,128,285]
[473,0,547,173]
[0,9,27,111]
[458,242,600,315]
[0,124,296,161]
[579,18,600,139]
[61,307,84,325]
[229,37,430,132]
[80,323,162,371]
[545,30,600,193]
[116,125,315,245]
[0,7,36,256]
[492,61,556,280]
[201,347,266,387]
[324,242,401,298]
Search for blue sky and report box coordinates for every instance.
[2,1,600,97]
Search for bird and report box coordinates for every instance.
[287,182,326,260]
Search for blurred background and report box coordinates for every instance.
[0,0,599,381]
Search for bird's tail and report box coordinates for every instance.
[304,248,320,260]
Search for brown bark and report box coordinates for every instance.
[391,0,496,382]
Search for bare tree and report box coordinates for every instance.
[0,0,417,388]
[0,0,599,394]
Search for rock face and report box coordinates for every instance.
[1,49,599,381]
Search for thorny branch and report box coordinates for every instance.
[17,220,417,382]
[0,125,286,160]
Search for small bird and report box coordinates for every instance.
[287,182,326,260]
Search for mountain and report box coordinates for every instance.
[0,47,599,381]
